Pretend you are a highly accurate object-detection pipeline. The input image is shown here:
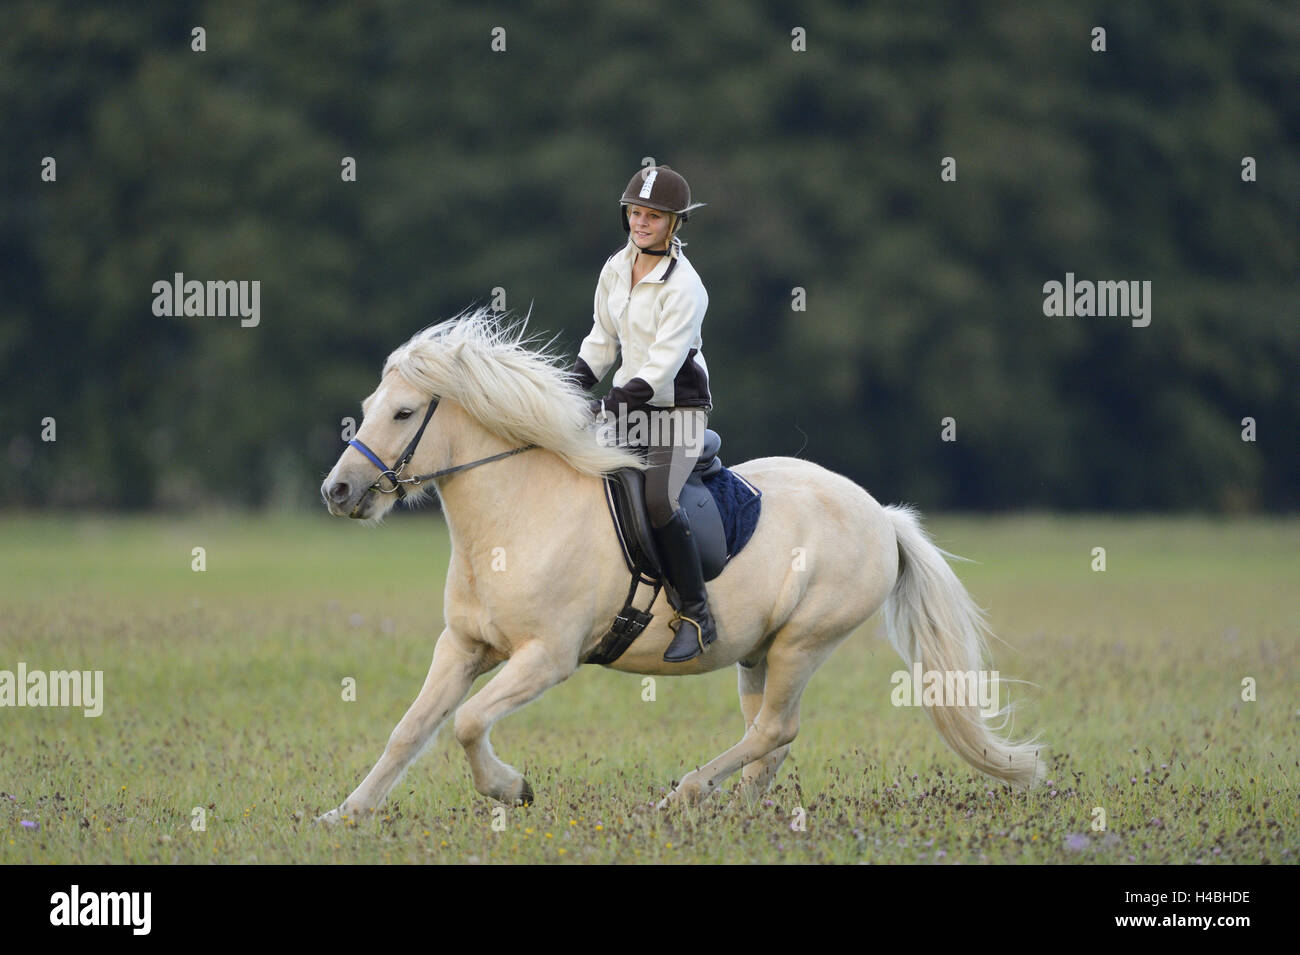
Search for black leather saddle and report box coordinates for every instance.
[585,428,729,666]
[602,428,726,582]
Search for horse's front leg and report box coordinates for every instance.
[453,639,576,805]
[318,628,488,824]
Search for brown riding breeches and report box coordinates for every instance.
[641,407,709,529]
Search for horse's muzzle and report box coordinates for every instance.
[322,478,371,519]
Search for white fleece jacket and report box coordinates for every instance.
[573,237,712,412]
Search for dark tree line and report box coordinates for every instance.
[1,0,1295,511]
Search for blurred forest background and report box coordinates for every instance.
[1,0,1296,512]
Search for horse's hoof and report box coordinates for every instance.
[515,779,535,807]
[315,807,343,826]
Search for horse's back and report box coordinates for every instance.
[729,455,896,576]
[731,455,887,513]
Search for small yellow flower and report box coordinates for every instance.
[558,848,567,855]
[595,824,603,831]
[545,832,553,839]
[524,827,534,835]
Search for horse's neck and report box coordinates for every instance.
[434,426,588,552]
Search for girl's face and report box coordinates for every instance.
[626,205,672,251]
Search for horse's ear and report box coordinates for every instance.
[449,341,467,363]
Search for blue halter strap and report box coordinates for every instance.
[346,396,538,516]
[348,396,442,500]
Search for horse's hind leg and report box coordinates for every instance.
[662,634,837,808]
[733,660,791,803]
[319,628,488,823]
[453,639,575,805]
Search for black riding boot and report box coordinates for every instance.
[653,509,718,662]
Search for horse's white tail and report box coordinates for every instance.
[881,504,1045,789]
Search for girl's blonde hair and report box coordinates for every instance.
[666,212,683,257]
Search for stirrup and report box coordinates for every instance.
[668,612,707,654]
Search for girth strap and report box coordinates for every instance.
[583,570,662,666]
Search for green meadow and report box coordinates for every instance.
[0,512,1295,864]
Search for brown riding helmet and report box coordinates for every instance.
[620,164,707,234]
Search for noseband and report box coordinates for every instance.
[346,397,536,517]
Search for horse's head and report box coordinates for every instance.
[323,311,647,520]
[321,368,444,520]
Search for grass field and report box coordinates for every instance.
[0,511,1295,864]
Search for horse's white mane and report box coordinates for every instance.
[382,307,644,476]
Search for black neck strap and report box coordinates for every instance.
[392,397,441,476]
[348,397,441,499]
[635,242,680,280]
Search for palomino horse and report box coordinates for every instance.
[317,311,1042,822]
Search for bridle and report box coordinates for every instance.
[345,396,536,517]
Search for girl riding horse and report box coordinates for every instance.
[571,164,715,663]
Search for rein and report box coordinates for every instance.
[347,397,537,517]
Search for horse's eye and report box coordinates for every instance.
[394,409,413,421]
